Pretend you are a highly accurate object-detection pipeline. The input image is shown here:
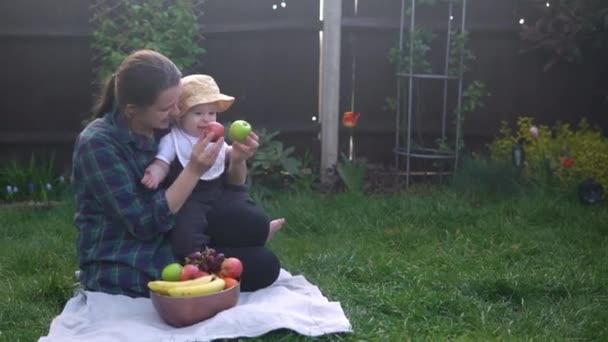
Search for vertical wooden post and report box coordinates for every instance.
[319,0,341,185]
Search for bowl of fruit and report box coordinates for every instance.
[148,248,243,327]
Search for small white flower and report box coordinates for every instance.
[529,126,539,139]
[46,183,53,191]
[13,186,19,193]
[6,185,13,194]
[59,176,65,183]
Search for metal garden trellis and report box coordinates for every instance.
[393,0,468,188]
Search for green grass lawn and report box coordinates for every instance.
[1,188,607,341]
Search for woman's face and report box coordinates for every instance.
[127,85,181,136]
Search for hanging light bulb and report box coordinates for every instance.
[272,4,278,10]
[312,116,317,122]
[281,1,286,8]
[450,15,454,21]
[519,18,525,25]
[546,2,550,7]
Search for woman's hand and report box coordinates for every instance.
[188,133,224,175]
[230,132,259,165]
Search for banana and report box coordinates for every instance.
[148,275,214,295]
[167,277,226,297]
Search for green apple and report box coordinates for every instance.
[229,120,252,142]
[161,263,182,281]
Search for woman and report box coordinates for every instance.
[71,49,280,297]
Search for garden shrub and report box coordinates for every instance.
[488,116,608,192]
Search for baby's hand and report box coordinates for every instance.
[141,169,160,190]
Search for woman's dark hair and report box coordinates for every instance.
[93,49,182,118]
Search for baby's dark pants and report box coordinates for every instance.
[169,178,280,292]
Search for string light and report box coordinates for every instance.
[312,116,317,122]
[450,15,454,20]
[272,1,286,10]
[519,18,525,25]
[546,2,550,7]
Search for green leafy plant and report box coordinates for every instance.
[0,153,69,204]
[448,31,476,77]
[336,153,367,194]
[488,116,608,192]
[247,127,303,191]
[454,80,490,151]
[91,0,205,81]
[388,29,435,74]
[450,154,523,201]
[287,150,319,195]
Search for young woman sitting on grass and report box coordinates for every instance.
[71,49,281,297]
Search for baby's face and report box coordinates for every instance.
[180,103,219,137]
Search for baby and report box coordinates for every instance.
[141,74,284,259]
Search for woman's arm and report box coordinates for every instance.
[76,133,223,240]
[166,134,224,213]
[164,162,204,212]
[226,158,248,185]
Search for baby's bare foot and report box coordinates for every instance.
[267,218,285,242]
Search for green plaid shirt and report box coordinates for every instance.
[71,110,176,297]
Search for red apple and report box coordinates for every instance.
[180,264,200,281]
[204,122,224,142]
[220,257,243,279]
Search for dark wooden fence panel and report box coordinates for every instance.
[197,30,320,132]
[199,0,320,133]
[0,0,92,142]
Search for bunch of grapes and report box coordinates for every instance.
[184,248,225,274]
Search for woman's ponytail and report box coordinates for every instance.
[93,73,117,118]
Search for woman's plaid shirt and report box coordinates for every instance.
[71,110,176,297]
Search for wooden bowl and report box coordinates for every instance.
[150,282,240,327]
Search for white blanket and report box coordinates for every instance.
[39,269,353,342]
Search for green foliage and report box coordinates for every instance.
[383,96,398,112]
[450,154,523,201]
[448,31,476,77]
[0,154,69,203]
[336,153,367,194]
[488,116,608,192]
[388,29,436,74]
[247,127,303,191]
[92,0,205,81]
[454,81,490,151]
[286,150,319,195]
